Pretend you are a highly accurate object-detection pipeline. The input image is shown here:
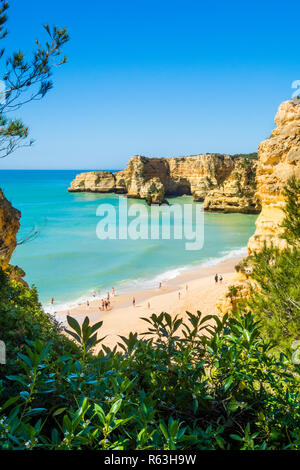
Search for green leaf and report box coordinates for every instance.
[67,315,81,336]
[110,399,122,416]
[159,421,169,440]
[230,434,243,441]
[53,407,66,417]
[0,396,19,411]
[224,376,234,391]
[94,404,105,424]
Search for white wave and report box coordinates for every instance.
[199,246,248,268]
[42,246,247,314]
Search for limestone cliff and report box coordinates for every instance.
[0,189,21,269]
[203,159,259,213]
[217,100,300,315]
[248,100,300,252]
[69,154,258,212]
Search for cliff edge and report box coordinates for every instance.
[217,100,300,315]
[0,189,21,269]
[248,100,300,252]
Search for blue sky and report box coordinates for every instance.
[1,0,300,169]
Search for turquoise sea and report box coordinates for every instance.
[0,170,257,310]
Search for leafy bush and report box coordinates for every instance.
[0,312,299,450]
[241,177,300,353]
[0,268,79,398]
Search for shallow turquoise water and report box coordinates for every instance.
[0,170,257,309]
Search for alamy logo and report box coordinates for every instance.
[95,198,204,251]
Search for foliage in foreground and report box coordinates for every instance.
[0,268,79,398]
[0,311,299,450]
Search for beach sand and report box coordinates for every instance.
[53,257,239,349]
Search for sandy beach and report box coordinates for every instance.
[52,257,240,349]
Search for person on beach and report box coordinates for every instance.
[133,297,136,307]
[93,292,96,298]
[159,282,162,289]
[101,299,105,311]
[178,291,181,300]
[107,292,110,301]
[51,297,54,305]
[186,284,188,292]
[219,275,223,284]
[215,274,218,284]
[87,300,90,307]
[148,302,150,309]
[107,300,111,310]
[112,287,115,296]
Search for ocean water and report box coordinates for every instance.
[0,170,257,310]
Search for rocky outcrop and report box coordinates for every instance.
[69,154,258,211]
[203,159,259,213]
[248,100,300,252]
[69,171,116,193]
[217,100,300,316]
[0,189,21,269]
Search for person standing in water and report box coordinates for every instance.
[51,297,54,305]
[214,274,218,284]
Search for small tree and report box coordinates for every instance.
[280,175,300,247]
[0,1,69,158]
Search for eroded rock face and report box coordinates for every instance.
[69,154,258,211]
[203,159,260,213]
[69,171,116,193]
[248,100,300,252]
[0,189,21,269]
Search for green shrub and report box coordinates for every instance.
[0,268,79,398]
[0,312,299,450]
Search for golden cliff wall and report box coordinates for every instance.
[0,189,21,269]
[248,100,300,252]
[217,100,300,315]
